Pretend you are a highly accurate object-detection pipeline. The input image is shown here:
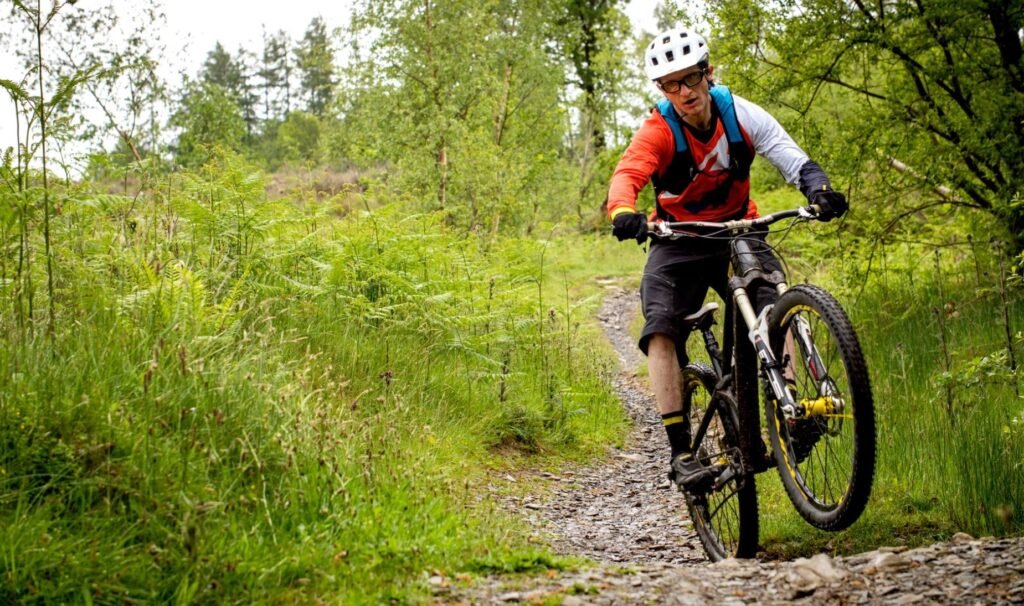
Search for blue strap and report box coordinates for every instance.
[710,85,744,145]
[656,99,688,153]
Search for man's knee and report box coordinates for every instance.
[648,333,675,355]
[646,332,689,368]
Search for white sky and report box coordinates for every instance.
[0,0,660,158]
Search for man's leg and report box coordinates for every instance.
[648,332,717,489]
[646,332,711,490]
[639,250,729,490]
[648,333,682,417]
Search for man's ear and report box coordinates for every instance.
[705,64,715,83]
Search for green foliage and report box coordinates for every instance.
[200,42,259,140]
[294,17,337,116]
[9,0,168,166]
[703,0,1024,251]
[201,42,246,93]
[169,82,247,169]
[343,0,593,232]
[269,111,323,167]
[752,189,1024,545]
[542,0,640,225]
[258,29,293,121]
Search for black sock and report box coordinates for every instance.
[662,411,689,459]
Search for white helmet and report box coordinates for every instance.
[644,29,709,81]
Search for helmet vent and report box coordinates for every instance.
[644,29,709,81]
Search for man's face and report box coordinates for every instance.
[657,64,714,128]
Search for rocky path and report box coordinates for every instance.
[439,290,1024,604]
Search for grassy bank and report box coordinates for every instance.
[0,154,627,603]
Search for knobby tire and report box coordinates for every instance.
[681,363,759,560]
[765,284,876,531]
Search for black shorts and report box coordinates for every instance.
[638,231,783,365]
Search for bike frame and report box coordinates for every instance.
[651,206,836,427]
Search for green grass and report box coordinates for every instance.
[748,185,1024,552]
[0,153,627,603]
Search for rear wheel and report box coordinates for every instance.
[766,284,875,531]
[680,363,758,560]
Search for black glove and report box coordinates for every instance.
[809,188,848,222]
[611,212,648,243]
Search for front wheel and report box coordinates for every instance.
[766,284,876,531]
[681,363,759,560]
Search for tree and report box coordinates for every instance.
[294,17,336,116]
[169,81,246,169]
[48,0,167,166]
[548,0,637,223]
[703,0,1024,251]
[278,111,322,164]
[201,42,245,92]
[345,0,569,232]
[552,0,628,151]
[259,29,292,121]
[200,42,258,141]
[6,0,168,173]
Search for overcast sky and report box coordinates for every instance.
[0,0,660,157]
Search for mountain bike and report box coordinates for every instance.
[648,205,876,561]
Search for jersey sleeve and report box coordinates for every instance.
[733,95,813,187]
[606,111,674,219]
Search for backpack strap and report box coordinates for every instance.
[656,98,688,154]
[710,86,743,145]
[710,85,753,180]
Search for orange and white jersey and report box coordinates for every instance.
[608,93,813,222]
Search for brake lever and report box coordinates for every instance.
[650,221,674,238]
[798,205,819,220]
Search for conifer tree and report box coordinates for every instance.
[259,29,292,120]
[294,17,336,116]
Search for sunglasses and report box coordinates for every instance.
[657,69,706,93]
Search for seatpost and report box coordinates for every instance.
[695,316,725,378]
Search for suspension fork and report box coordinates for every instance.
[733,233,829,418]
[784,307,836,398]
[733,286,795,416]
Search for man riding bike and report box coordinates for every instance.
[607,28,848,492]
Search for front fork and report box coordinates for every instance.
[733,283,836,422]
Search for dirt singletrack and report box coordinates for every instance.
[438,289,1024,605]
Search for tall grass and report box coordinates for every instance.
[847,262,1023,537]
[0,152,625,602]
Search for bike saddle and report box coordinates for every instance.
[682,302,719,329]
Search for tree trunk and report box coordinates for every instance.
[437,141,448,211]
[494,63,513,146]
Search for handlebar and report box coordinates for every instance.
[647,204,821,239]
